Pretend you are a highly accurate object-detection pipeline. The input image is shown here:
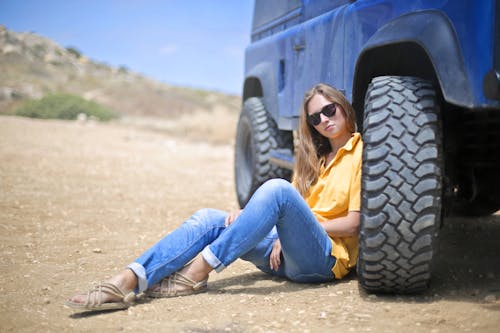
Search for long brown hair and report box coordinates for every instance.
[293,83,357,197]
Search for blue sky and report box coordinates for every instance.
[0,0,254,95]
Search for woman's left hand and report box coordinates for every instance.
[225,209,243,227]
[270,239,282,271]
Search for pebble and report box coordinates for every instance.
[484,294,496,303]
[92,248,102,253]
[43,298,50,304]
[319,312,327,319]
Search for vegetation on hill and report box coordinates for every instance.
[0,25,240,120]
[13,93,118,121]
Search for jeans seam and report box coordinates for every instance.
[279,184,335,274]
[144,224,225,277]
[282,196,332,257]
[218,204,281,267]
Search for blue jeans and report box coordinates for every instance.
[128,179,336,293]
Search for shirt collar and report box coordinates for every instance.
[341,132,361,153]
[325,132,361,169]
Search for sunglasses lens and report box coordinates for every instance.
[310,114,321,126]
[323,104,336,117]
[307,114,320,126]
[307,103,336,126]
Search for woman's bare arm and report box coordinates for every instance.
[320,211,360,237]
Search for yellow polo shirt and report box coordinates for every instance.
[304,133,362,279]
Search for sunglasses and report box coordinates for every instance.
[307,103,337,126]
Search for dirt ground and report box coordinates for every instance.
[0,115,499,333]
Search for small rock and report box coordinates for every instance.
[77,113,87,123]
[484,294,497,303]
[92,248,102,253]
[319,312,327,319]
[43,298,50,304]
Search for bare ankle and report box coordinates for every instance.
[180,256,212,282]
[108,269,138,292]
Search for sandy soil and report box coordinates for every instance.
[0,115,499,333]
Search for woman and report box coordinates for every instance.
[66,83,363,311]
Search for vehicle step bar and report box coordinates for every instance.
[269,149,294,170]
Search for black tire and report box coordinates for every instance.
[234,97,293,207]
[358,76,443,293]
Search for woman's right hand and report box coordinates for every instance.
[270,239,282,271]
[225,209,243,227]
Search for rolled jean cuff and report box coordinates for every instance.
[127,262,147,293]
[201,245,226,273]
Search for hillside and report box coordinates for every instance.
[0,25,240,119]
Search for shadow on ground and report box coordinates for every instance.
[357,214,500,307]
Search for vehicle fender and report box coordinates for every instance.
[354,10,472,108]
[244,62,279,122]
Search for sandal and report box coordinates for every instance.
[145,272,208,298]
[65,282,136,311]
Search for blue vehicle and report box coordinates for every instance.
[234,0,500,293]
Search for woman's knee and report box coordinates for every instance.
[249,179,298,210]
[185,208,226,228]
[260,178,295,196]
